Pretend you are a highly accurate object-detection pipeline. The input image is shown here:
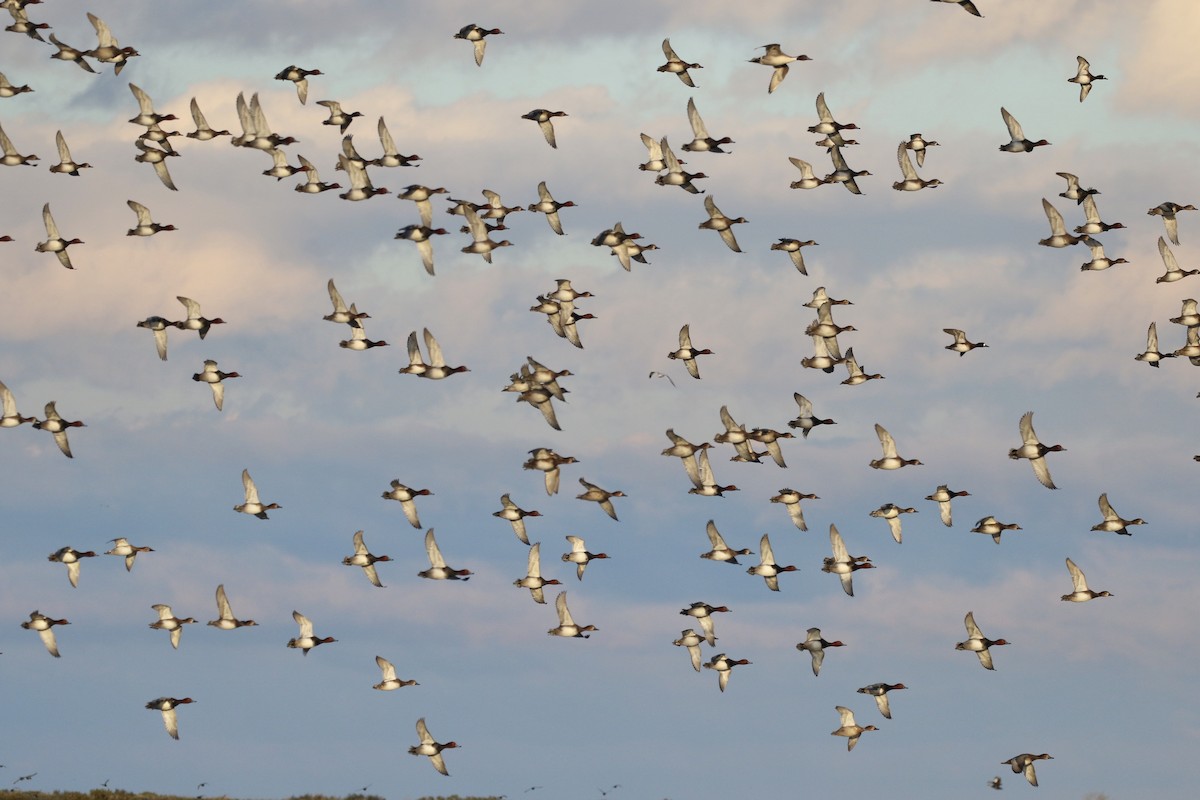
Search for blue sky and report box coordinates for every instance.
[1,1,1198,798]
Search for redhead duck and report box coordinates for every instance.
[1154,237,1197,283]
[186,98,229,141]
[234,469,280,519]
[699,196,747,252]
[999,107,1049,152]
[85,13,139,74]
[772,238,818,274]
[825,147,871,195]
[1056,171,1098,205]
[943,328,986,355]
[562,535,609,580]
[410,718,458,776]
[343,530,391,588]
[339,319,388,350]
[748,533,797,591]
[682,97,732,153]
[128,84,176,129]
[455,24,502,66]
[1002,753,1053,787]
[516,384,562,431]
[956,611,1009,670]
[803,333,843,373]
[869,504,917,544]
[680,601,730,647]
[1075,195,1124,235]
[399,185,449,227]
[528,181,576,235]
[748,427,793,468]
[1062,557,1112,602]
[0,70,32,97]
[1135,322,1175,367]
[577,477,625,520]
[688,448,739,496]
[905,133,939,167]
[771,488,819,531]
[382,480,430,528]
[871,423,920,470]
[655,136,706,193]
[400,328,468,379]
[1092,492,1145,536]
[126,200,175,237]
[925,485,969,527]
[461,205,512,263]
[526,355,573,397]
[275,65,321,104]
[49,34,97,73]
[806,300,856,339]
[48,546,96,588]
[495,493,541,546]
[932,0,982,15]
[105,537,153,571]
[419,529,472,580]
[172,297,224,340]
[48,131,91,176]
[1149,202,1196,246]
[1036,197,1084,247]
[788,393,835,438]
[809,92,858,136]
[831,706,877,751]
[130,311,176,350]
[823,524,874,596]
[22,610,68,657]
[514,542,561,604]
[523,447,577,495]
[788,157,828,190]
[33,401,84,458]
[324,279,369,327]
[262,148,305,181]
[1173,325,1200,359]
[150,604,198,649]
[1170,298,1200,327]
[134,139,179,190]
[659,39,701,87]
[1009,411,1064,489]
[146,697,194,740]
[663,429,711,487]
[673,629,706,671]
[208,584,257,629]
[714,404,760,462]
[35,203,81,269]
[374,655,418,691]
[704,653,751,692]
[610,238,659,272]
[971,515,1021,544]
[815,131,859,151]
[749,44,811,94]
[638,133,674,172]
[797,627,844,676]
[894,142,942,191]
[668,324,713,379]
[246,92,298,150]
[0,379,35,427]
[1068,56,1105,102]
[317,99,360,134]
[396,224,448,277]
[522,109,567,149]
[701,520,753,565]
[5,4,48,41]
[806,287,852,309]
[1079,236,1127,271]
[288,610,336,654]
[337,152,388,201]
[857,683,906,719]
[548,590,596,638]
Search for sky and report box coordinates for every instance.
[1,1,1198,798]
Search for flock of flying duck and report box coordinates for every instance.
[0,1,1183,793]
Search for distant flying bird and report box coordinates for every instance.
[683,97,732,153]
[373,655,418,691]
[342,530,391,588]
[1061,557,1113,602]
[275,65,322,104]
[47,546,96,588]
[1068,56,1105,102]
[49,130,91,175]
[234,469,281,519]
[514,542,561,604]
[1008,411,1064,489]
[522,109,567,149]
[418,529,472,580]
[192,360,240,411]
[146,697,194,740]
[857,683,907,719]
[455,24,503,66]
[22,611,68,657]
[576,477,625,521]
[822,524,874,597]
[33,401,85,458]
[105,537,154,572]
[870,423,921,469]
[548,590,598,638]
[149,604,197,649]
[925,485,969,527]
[287,610,336,655]
[747,533,797,591]
[173,296,225,340]
[673,629,705,671]
[971,515,1022,544]
[208,585,257,630]
[797,627,844,676]
[704,652,751,692]
[698,195,747,252]
[562,535,609,581]
[700,520,753,566]
[943,328,986,356]
[494,493,541,545]
[999,107,1049,152]
[35,203,82,269]
[126,200,176,237]
[1148,201,1197,246]
[85,13,139,74]
[679,601,729,648]
[1091,493,1145,536]
[382,480,431,528]
[1002,753,1053,787]
[316,99,360,134]
[668,324,713,379]
[931,0,983,16]
[1038,198,1082,247]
